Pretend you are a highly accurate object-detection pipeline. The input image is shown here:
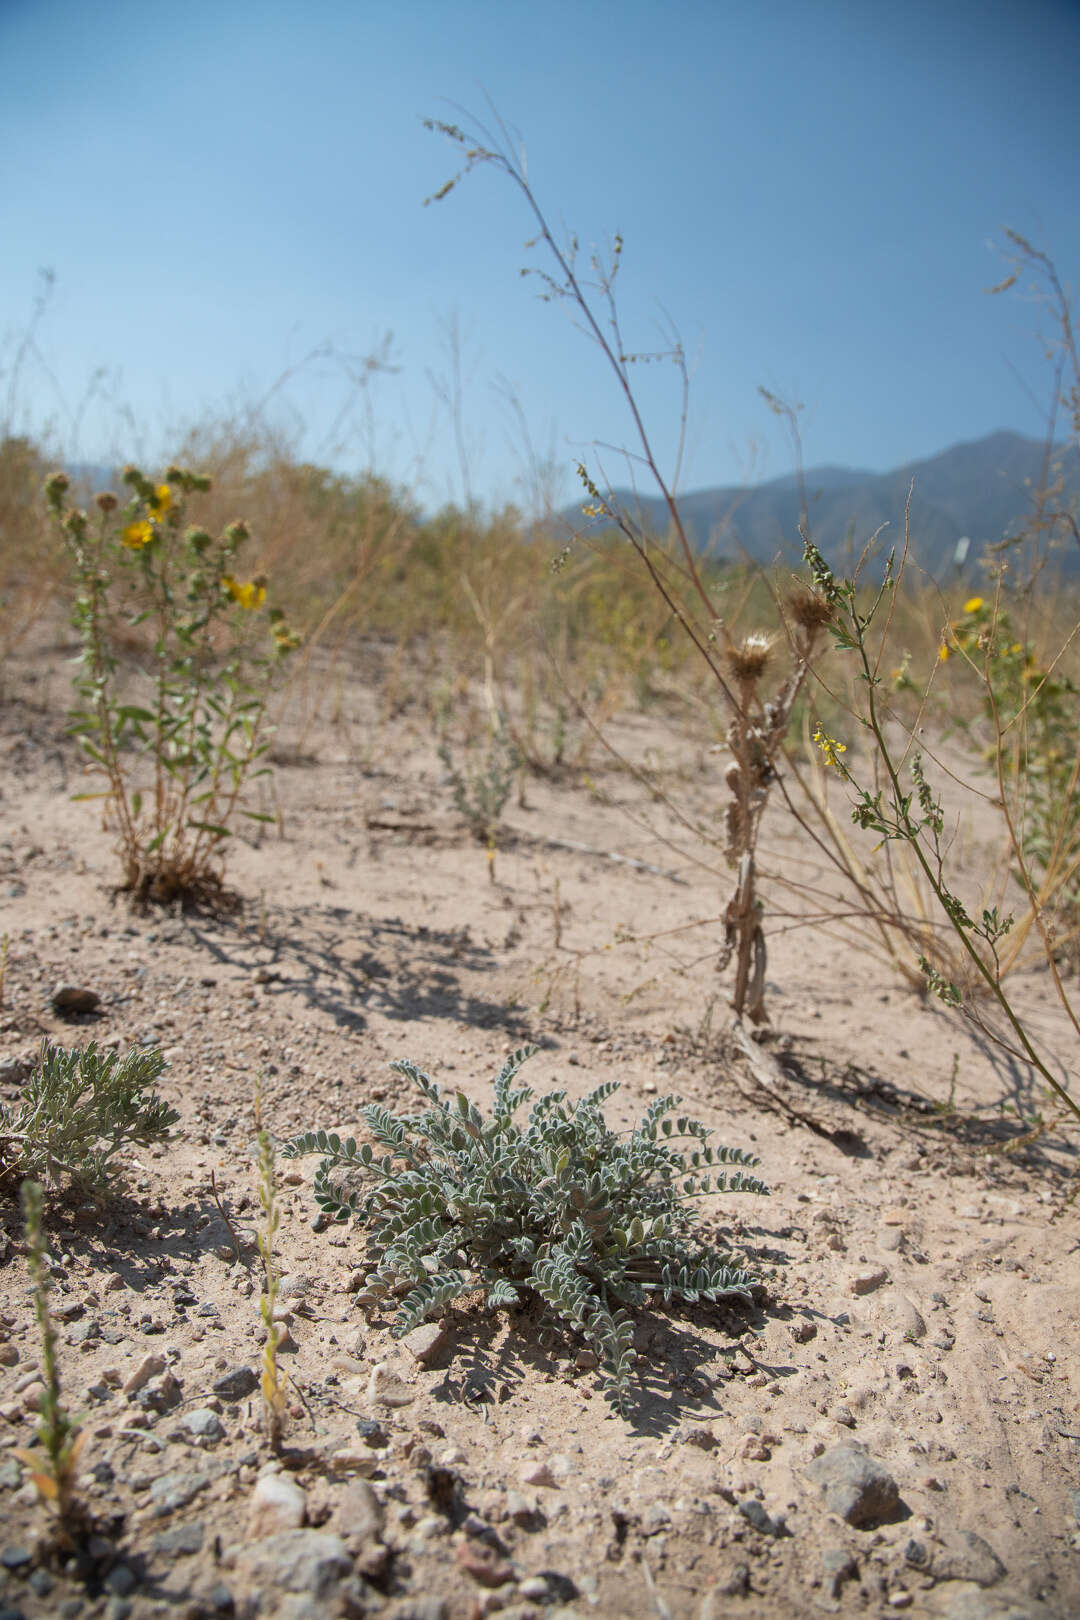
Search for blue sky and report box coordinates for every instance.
[1,0,1077,512]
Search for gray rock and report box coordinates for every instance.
[233,1529,351,1598]
[805,1445,900,1526]
[821,1546,858,1598]
[152,1522,205,1558]
[277,1272,314,1300]
[182,1408,225,1441]
[714,1564,751,1599]
[138,1370,182,1413]
[934,1528,1007,1587]
[212,1365,259,1401]
[737,1497,783,1536]
[103,1566,137,1597]
[149,1470,210,1515]
[0,1055,31,1084]
[0,1545,32,1569]
[66,1318,100,1345]
[51,983,100,1013]
[386,1600,449,1620]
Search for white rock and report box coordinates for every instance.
[123,1353,167,1396]
[332,1478,384,1540]
[849,1267,889,1296]
[875,1292,927,1340]
[402,1322,449,1366]
[247,1473,307,1538]
[183,1408,225,1441]
[328,1448,380,1476]
[367,1362,415,1407]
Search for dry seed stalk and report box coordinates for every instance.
[14,1180,87,1543]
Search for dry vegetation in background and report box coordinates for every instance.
[0,173,1078,1620]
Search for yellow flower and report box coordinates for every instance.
[222,574,266,610]
[962,596,984,614]
[938,643,949,661]
[149,483,172,516]
[812,726,848,772]
[121,519,154,549]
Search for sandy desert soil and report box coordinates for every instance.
[0,629,1078,1620]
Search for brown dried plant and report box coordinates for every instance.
[425,108,827,1022]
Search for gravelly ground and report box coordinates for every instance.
[1,636,1078,1620]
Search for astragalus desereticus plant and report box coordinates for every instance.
[286,1044,768,1412]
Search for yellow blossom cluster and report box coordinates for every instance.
[812,726,848,772]
[222,574,267,611]
[121,485,173,549]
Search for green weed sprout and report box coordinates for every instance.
[254,1084,287,1450]
[0,1040,180,1201]
[14,1180,86,1542]
[437,711,521,881]
[45,464,301,905]
[285,1045,768,1412]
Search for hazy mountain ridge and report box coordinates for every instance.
[570,431,1080,578]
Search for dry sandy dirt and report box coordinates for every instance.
[0,629,1078,1620]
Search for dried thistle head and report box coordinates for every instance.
[725,631,774,684]
[786,583,832,637]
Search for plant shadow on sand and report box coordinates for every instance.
[0,1191,228,1293]
[742,1036,1079,1183]
[373,1290,807,1439]
[185,900,536,1040]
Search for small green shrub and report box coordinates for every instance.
[0,1040,180,1200]
[437,711,520,880]
[286,1045,768,1410]
[46,463,300,904]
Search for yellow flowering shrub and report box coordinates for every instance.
[45,464,301,904]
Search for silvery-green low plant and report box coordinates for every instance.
[286,1045,768,1410]
[0,1040,179,1200]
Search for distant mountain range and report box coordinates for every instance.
[564,431,1080,579]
